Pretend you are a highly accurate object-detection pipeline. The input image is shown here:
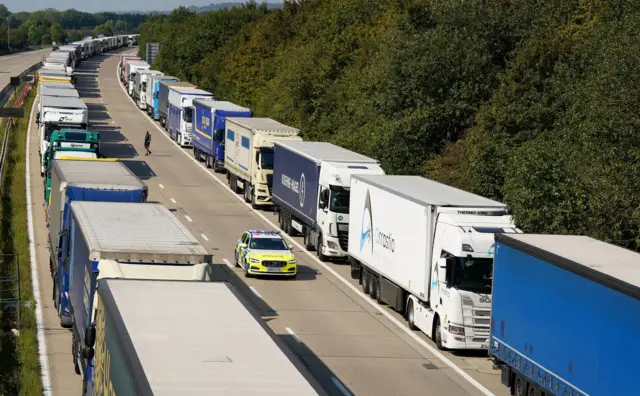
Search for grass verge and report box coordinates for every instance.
[0,82,42,395]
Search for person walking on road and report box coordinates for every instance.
[144,131,152,156]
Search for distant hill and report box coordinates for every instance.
[189,2,283,13]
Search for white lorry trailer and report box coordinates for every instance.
[166,87,213,146]
[126,61,150,97]
[136,69,163,111]
[272,141,385,261]
[348,175,520,351]
[83,279,323,395]
[224,117,302,208]
[37,96,88,175]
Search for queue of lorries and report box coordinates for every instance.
[113,45,640,396]
[33,36,324,395]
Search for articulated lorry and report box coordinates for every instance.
[225,117,301,208]
[37,96,88,174]
[126,61,150,97]
[135,69,163,111]
[490,234,640,396]
[146,74,178,118]
[43,130,102,201]
[48,159,147,327]
[348,175,519,351]
[272,141,385,261]
[167,87,213,146]
[118,55,140,82]
[192,99,252,172]
[65,201,213,376]
[82,279,323,396]
[157,81,195,127]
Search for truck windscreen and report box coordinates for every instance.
[260,148,274,170]
[452,257,493,294]
[330,185,350,214]
[183,107,193,123]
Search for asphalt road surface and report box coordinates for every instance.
[0,48,50,89]
[27,49,509,396]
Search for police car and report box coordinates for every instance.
[234,230,297,278]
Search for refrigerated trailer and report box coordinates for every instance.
[272,141,385,260]
[348,175,520,351]
[84,279,323,395]
[491,234,640,396]
[157,81,196,128]
[64,201,213,377]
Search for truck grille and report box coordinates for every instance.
[337,229,349,251]
[263,260,286,267]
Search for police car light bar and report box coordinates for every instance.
[248,229,281,235]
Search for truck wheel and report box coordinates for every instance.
[362,270,371,295]
[303,229,315,251]
[317,234,328,262]
[527,383,538,396]
[244,182,251,203]
[406,299,417,330]
[434,317,447,351]
[370,276,379,300]
[53,281,58,308]
[374,276,383,304]
[514,376,527,396]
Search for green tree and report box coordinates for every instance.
[49,22,65,43]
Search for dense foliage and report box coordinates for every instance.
[139,0,640,251]
[0,4,146,50]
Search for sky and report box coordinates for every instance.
[3,0,281,13]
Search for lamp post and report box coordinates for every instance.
[6,16,11,51]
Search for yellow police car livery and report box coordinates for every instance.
[234,230,297,278]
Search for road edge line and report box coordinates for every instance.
[114,54,495,396]
[26,83,53,395]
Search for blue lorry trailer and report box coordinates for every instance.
[65,201,212,379]
[491,233,640,396]
[47,159,147,328]
[192,99,252,172]
[150,75,178,120]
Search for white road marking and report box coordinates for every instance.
[249,286,262,299]
[331,377,352,396]
[170,198,176,204]
[222,258,234,269]
[116,63,495,396]
[200,233,209,241]
[285,327,301,343]
[158,183,164,189]
[25,88,53,395]
[184,215,192,222]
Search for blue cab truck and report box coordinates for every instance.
[491,233,640,396]
[47,159,147,328]
[149,75,178,120]
[64,201,212,380]
[192,99,252,172]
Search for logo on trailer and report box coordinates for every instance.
[360,189,373,254]
[299,173,306,207]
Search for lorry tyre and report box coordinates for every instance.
[370,276,379,300]
[514,375,527,396]
[434,317,447,351]
[317,234,328,262]
[374,276,382,304]
[406,299,417,330]
[362,269,371,295]
[53,281,58,308]
[304,229,315,251]
[244,182,251,203]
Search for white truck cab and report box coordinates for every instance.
[137,70,163,110]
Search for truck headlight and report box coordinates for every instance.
[449,324,465,336]
[249,257,260,263]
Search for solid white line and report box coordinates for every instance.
[222,258,234,269]
[26,86,53,395]
[184,215,192,222]
[115,62,494,396]
[170,198,176,204]
[331,377,352,396]
[158,183,164,189]
[285,327,301,343]
[200,233,209,241]
[249,286,262,299]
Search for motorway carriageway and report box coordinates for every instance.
[0,49,51,91]
[27,49,509,396]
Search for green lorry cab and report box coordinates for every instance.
[43,129,103,202]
